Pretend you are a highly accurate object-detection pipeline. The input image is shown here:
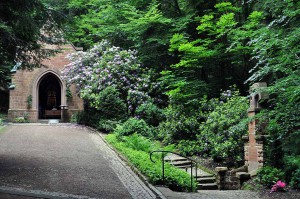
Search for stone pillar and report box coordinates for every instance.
[244,82,268,175]
[215,167,228,190]
[60,105,69,123]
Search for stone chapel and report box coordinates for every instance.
[8,44,83,122]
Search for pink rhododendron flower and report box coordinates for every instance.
[270,180,286,193]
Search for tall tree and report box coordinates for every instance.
[0,0,63,88]
[162,2,260,104]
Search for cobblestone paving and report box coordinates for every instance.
[157,187,261,199]
[183,190,260,199]
[88,130,158,199]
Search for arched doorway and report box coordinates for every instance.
[38,73,62,119]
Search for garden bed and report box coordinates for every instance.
[105,133,197,192]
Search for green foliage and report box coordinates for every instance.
[158,103,201,144]
[290,169,300,189]
[0,118,3,126]
[121,133,156,153]
[246,1,300,166]
[66,87,73,100]
[176,140,204,157]
[135,102,163,126]
[15,117,26,123]
[262,74,300,169]
[92,86,127,120]
[163,2,257,103]
[284,156,300,189]
[257,166,285,187]
[0,0,64,88]
[14,112,29,123]
[71,109,101,128]
[63,0,178,70]
[114,118,152,138]
[70,112,78,123]
[105,134,196,192]
[26,95,32,109]
[97,119,121,133]
[198,89,248,165]
[158,88,247,167]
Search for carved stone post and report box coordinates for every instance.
[244,82,268,175]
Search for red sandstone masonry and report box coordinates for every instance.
[8,44,83,122]
[244,82,268,175]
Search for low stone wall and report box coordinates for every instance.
[215,166,250,190]
[8,109,38,122]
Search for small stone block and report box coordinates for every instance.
[215,167,228,173]
[242,135,249,141]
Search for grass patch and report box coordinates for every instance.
[105,134,197,192]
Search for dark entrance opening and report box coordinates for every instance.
[38,73,61,119]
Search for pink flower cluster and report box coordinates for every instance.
[270,180,286,193]
[61,40,154,112]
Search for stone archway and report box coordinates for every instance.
[32,70,66,120]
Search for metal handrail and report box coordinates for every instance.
[149,150,198,192]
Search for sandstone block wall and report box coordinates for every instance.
[8,44,83,122]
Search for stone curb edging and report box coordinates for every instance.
[85,126,167,199]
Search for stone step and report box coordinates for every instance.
[165,157,187,162]
[170,160,192,167]
[196,174,215,178]
[164,153,189,162]
[196,177,216,183]
[185,167,212,177]
[197,183,218,190]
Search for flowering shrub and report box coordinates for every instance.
[62,40,154,113]
[270,180,286,193]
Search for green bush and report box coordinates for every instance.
[262,75,300,169]
[135,102,163,126]
[71,110,101,128]
[14,112,29,123]
[105,134,196,192]
[198,89,248,166]
[290,169,300,189]
[97,119,121,132]
[121,133,157,153]
[92,86,127,120]
[0,118,3,126]
[15,117,26,123]
[257,166,285,187]
[158,104,201,144]
[284,156,300,189]
[114,117,152,138]
[177,140,206,157]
